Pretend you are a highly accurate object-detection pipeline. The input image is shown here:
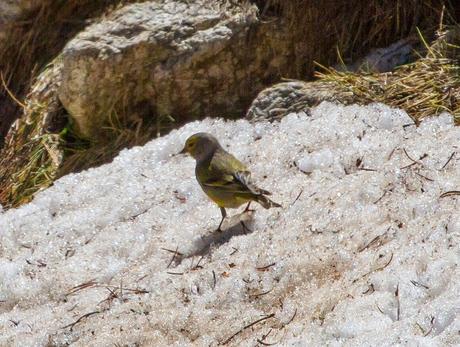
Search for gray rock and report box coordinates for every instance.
[58,0,264,138]
[336,37,419,73]
[246,80,353,122]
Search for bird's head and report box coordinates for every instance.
[180,132,220,161]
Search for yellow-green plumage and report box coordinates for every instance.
[197,149,250,208]
[181,132,281,231]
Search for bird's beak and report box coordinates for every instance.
[179,146,187,155]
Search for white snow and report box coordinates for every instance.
[0,102,459,346]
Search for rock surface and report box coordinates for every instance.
[58,1,267,138]
[246,81,355,122]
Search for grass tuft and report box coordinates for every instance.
[316,27,460,124]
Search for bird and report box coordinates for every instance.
[180,132,281,231]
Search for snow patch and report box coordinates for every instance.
[0,102,459,346]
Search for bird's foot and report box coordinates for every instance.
[213,227,223,233]
[243,202,255,213]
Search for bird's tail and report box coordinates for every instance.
[257,195,282,209]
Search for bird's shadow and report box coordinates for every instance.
[188,211,255,257]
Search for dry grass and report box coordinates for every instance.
[0,114,163,209]
[0,94,164,208]
[254,0,452,78]
[0,65,64,207]
[0,0,143,142]
[316,27,460,124]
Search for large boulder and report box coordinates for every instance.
[246,81,355,122]
[58,1,272,138]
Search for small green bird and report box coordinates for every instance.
[181,132,281,231]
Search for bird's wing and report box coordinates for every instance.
[203,150,271,195]
[234,170,271,195]
[202,177,250,193]
[202,150,252,194]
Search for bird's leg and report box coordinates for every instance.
[216,207,227,232]
[243,201,255,213]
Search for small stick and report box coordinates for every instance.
[67,280,98,295]
[375,253,393,271]
[97,287,118,306]
[257,328,279,346]
[61,311,102,331]
[257,329,284,346]
[415,172,434,182]
[166,272,184,275]
[103,285,148,294]
[423,316,435,337]
[400,162,417,170]
[212,270,217,290]
[136,274,148,283]
[353,253,393,283]
[291,190,303,206]
[410,280,429,289]
[128,208,150,221]
[373,190,387,204]
[387,146,398,160]
[261,329,272,340]
[395,284,400,321]
[358,234,383,252]
[440,152,455,170]
[362,283,375,295]
[166,246,181,268]
[67,304,78,312]
[358,167,378,172]
[402,148,419,164]
[440,191,460,198]
[0,72,26,108]
[285,308,297,325]
[415,322,425,334]
[220,313,275,345]
[161,247,184,256]
[256,263,276,271]
[249,289,273,298]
